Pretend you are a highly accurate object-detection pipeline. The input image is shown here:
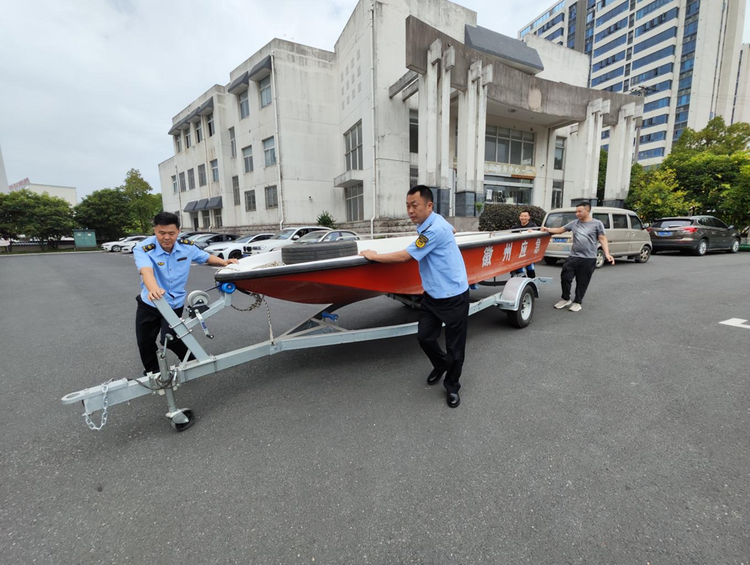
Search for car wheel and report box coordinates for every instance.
[727,238,740,253]
[595,248,605,268]
[111,245,121,252]
[229,250,242,260]
[543,257,559,266]
[281,240,359,265]
[506,286,535,329]
[634,245,651,263]
[693,239,708,256]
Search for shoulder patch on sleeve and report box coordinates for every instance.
[415,234,429,248]
[179,238,194,245]
[142,243,156,252]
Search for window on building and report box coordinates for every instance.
[242,146,253,173]
[207,113,215,137]
[198,164,207,186]
[231,176,240,206]
[485,126,535,166]
[265,185,278,208]
[171,175,178,193]
[554,137,566,170]
[210,159,219,182]
[195,119,203,143]
[213,211,222,228]
[263,137,276,167]
[344,122,363,171]
[551,180,564,209]
[179,172,186,192]
[239,90,249,119]
[637,147,666,160]
[345,184,364,221]
[187,168,196,190]
[229,127,236,158]
[260,76,272,108]
[409,112,418,154]
[245,189,256,212]
[174,135,182,153]
[202,210,210,228]
[185,128,191,149]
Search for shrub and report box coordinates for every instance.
[478,203,547,231]
[316,210,336,228]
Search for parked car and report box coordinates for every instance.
[293,230,360,244]
[205,233,275,260]
[245,226,332,255]
[542,206,652,268]
[190,233,238,250]
[647,216,741,255]
[120,239,146,254]
[101,235,146,252]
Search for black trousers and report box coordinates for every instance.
[417,289,470,394]
[560,257,597,304]
[135,295,192,374]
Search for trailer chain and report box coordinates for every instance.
[231,292,275,342]
[83,379,113,431]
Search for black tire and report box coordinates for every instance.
[693,239,708,256]
[506,286,535,329]
[543,257,559,266]
[727,238,740,254]
[111,245,121,252]
[228,250,242,260]
[634,245,651,263]
[281,240,359,265]
[595,248,605,268]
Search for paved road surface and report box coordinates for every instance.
[1,250,748,564]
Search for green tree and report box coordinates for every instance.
[597,149,608,204]
[717,163,750,230]
[670,117,750,157]
[316,210,337,228]
[75,188,134,241]
[625,169,694,222]
[0,189,74,248]
[121,169,162,233]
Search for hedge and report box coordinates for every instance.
[478,204,547,231]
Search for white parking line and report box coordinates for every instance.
[719,318,750,330]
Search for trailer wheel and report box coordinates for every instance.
[170,409,195,432]
[506,286,535,329]
[281,241,359,265]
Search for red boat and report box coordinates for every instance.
[214,230,550,305]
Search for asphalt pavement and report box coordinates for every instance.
[1,249,748,564]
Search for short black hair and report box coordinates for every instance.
[407,185,434,203]
[153,211,180,228]
[575,202,592,211]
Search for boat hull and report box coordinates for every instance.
[215,231,550,304]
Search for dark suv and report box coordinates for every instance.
[647,216,741,256]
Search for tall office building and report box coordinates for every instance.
[519,0,747,166]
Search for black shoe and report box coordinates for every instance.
[526,270,536,279]
[427,369,445,385]
[447,392,460,408]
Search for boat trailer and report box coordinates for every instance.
[62,276,552,432]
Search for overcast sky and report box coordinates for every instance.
[1,0,749,200]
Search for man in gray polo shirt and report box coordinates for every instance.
[541,202,614,312]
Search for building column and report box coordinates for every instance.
[418,39,441,187]
[455,61,484,216]
[439,47,455,193]
[603,102,639,207]
[571,99,609,205]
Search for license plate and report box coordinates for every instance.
[553,238,567,243]
[657,231,671,236]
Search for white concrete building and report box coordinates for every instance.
[159,0,643,232]
[519,0,748,166]
[6,178,77,206]
[731,44,750,125]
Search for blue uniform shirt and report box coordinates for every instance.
[133,236,210,308]
[406,212,469,299]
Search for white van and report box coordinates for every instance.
[542,206,652,268]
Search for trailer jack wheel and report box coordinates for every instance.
[169,409,195,432]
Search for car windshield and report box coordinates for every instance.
[124,236,142,241]
[193,234,215,243]
[272,229,297,240]
[652,219,692,228]
[235,235,259,243]
[297,232,324,242]
[544,212,577,228]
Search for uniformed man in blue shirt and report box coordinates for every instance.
[360,185,469,408]
[133,212,238,375]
